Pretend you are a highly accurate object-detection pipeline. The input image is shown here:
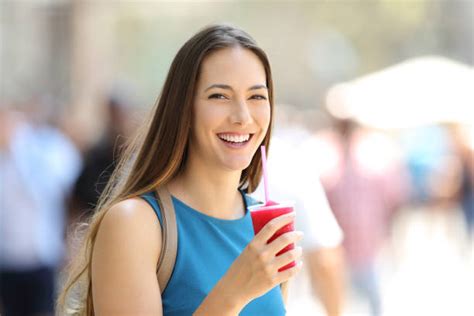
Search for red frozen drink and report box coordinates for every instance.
[250,202,295,271]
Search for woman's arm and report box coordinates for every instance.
[91,198,163,316]
[91,201,302,315]
[194,212,304,315]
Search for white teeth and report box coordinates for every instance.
[218,133,250,143]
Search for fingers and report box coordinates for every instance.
[275,260,303,284]
[267,231,303,256]
[254,212,295,246]
[271,247,303,271]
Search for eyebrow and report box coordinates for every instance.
[204,84,268,92]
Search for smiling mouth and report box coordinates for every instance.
[217,133,254,147]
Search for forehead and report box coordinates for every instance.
[198,46,267,87]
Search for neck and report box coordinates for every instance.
[167,157,245,220]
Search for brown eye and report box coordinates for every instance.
[209,93,227,100]
[250,95,267,100]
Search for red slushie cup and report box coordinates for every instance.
[250,202,295,272]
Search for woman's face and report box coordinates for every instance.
[189,46,271,172]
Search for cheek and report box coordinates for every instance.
[192,102,222,138]
[254,104,271,133]
[202,108,225,132]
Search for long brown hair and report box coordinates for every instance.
[56,24,275,315]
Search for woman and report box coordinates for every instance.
[58,24,303,315]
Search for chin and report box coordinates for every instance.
[223,158,252,172]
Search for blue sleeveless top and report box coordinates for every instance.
[141,191,286,315]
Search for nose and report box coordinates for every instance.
[230,99,252,126]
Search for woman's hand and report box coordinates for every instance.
[194,212,303,315]
[224,211,303,301]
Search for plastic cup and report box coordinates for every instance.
[249,202,295,272]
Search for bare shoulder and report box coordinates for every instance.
[102,197,161,235]
[92,197,163,314]
[96,197,162,254]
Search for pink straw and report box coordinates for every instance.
[260,145,269,205]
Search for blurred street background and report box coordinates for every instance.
[1,1,473,315]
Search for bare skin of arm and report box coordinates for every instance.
[92,200,302,315]
[305,246,345,316]
[91,198,163,315]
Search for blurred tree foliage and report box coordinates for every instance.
[109,0,471,110]
[1,0,472,116]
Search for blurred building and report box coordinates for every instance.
[2,1,472,142]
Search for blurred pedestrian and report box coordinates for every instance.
[0,105,81,316]
[253,105,345,316]
[448,124,474,241]
[401,125,461,207]
[71,94,135,219]
[315,118,408,316]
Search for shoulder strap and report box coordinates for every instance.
[155,186,178,294]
